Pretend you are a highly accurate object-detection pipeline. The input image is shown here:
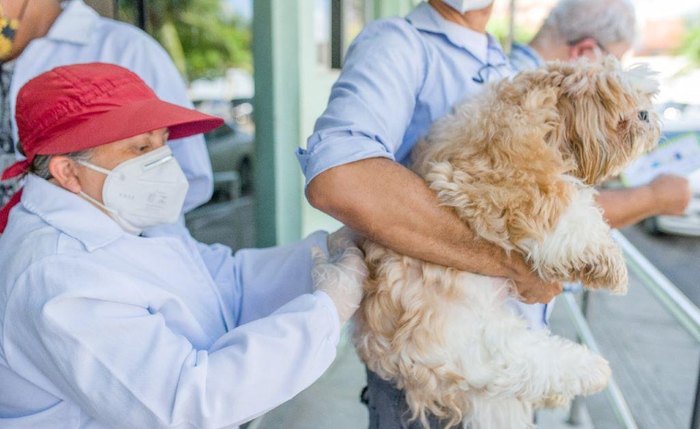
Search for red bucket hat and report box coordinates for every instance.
[0,62,224,232]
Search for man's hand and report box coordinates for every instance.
[312,229,368,325]
[507,254,563,304]
[649,174,692,216]
[597,174,692,228]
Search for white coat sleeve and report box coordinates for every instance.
[117,31,214,211]
[3,257,340,429]
[194,230,330,326]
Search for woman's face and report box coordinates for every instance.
[71,128,170,205]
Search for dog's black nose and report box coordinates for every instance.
[638,110,649,122]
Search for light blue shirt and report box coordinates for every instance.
[297,2,512,182]
[508,42,545,72]
[9,0,213,212]
[297,2,552,329]
[0,175,340,428]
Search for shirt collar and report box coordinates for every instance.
[21,174,125,251]
[46,0,99,45]
[406,2,507,65]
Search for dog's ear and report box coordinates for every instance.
[542,59,630,184]
[507,67,575,171]
[549,58,660,184]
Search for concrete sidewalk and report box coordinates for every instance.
[249,268,699,429]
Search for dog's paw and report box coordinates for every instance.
[581,246,628,294]
[576,354,611,395]
[536,393,572,409]
[538,344,611,402]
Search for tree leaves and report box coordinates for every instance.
[119,0,251,80]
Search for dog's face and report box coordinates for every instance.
[540,58,660,185]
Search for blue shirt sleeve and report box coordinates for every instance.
[297,18,428,185]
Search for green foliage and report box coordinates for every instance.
[487,16,537,49]
[118,0,251,80]
[680,24,700,66]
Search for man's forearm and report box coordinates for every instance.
[595,187,655,229]
[596,174,692,229]
[306,158,517,278]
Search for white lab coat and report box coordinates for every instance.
[9,0,213,212]
[0,175,341,428]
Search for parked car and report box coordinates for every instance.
[204,120,255,199]
[186,98,257,250]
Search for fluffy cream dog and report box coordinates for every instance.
[354,58,660,429]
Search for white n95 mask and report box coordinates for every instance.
[78,146,189,235]
[442,0,494,13]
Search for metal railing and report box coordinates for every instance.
[613,230,700,429]
[613,231,700,343]
[562,292,639,429]
[564,230,700,429]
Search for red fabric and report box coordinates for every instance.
[1,160,29,180]
[0,190,22,232]
[0,62,224,232]
[6,62,223,179]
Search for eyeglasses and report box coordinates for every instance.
[472,62,512,84]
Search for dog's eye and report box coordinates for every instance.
[638,110,649,122]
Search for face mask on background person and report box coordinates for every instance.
[78,146,189,235]
[0,0,28,61]
[442,0,494,13]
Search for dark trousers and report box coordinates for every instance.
[362,368,538,428]
[362,369,456,429]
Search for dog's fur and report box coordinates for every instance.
[353,59,660,429]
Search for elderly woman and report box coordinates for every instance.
[0,63,367,428]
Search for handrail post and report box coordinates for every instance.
[691,356,700,429]
[568,289,590,426]
[562,292,639,429]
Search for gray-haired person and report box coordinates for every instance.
[510,0,636,70]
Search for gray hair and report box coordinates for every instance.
[539,0,636,47]
[26,150,94,180]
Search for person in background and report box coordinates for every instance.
[299,0,691,426]
[509,0,691,230]
[0,0,213,213]
[509,0,635,70]
[0,62,368,428]
[0,0,26,207]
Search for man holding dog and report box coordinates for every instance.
[299,0,691,426]
[300,1,559,426]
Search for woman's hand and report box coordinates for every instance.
[312,227,368,324]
